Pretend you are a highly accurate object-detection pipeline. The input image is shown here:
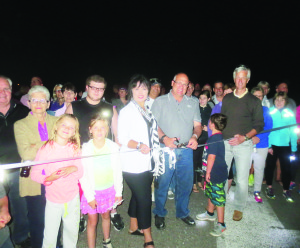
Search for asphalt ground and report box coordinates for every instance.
[77,174,300,248]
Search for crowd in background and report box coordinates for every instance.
[0,67,300,248]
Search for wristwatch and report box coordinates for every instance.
[136,142,143,150]
[244,135,250,141]
[160,135,167,143]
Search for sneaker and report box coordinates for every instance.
[79,216,87,233]
[265,187,276,199]
[283,191,294,203]
[179,215,195,226]
[154,215,165,230]
[289,182,296,190]
[210,223,226,237]
[168,190,174,200]
[248,174,254,187]
[111,214,125,231]
[254,191,263,203]
[196,211,216,221]
[103,237,113,248]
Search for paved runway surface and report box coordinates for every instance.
[77,178,300,248]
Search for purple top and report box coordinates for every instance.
[208,101,222,137]
[30,112,49,141]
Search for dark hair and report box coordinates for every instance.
[199,90,211,99]
[276,80,290,89]
[86,75,107,87]
[127,74,151,100]
[213,81,223,88]
[273,91,288,106]
[62,82,76,93]
[210,113,227,132]
[250,86,263,95]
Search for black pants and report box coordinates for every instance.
[123,171,153,229]
[265,145,292,191]
[193,146,204,184]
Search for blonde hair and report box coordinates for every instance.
[44,114,81,153]
[89,114,110,139]
[52,84,63,101]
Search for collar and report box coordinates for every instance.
[233,88,248,99]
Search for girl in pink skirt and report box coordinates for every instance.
[80,114,123,248]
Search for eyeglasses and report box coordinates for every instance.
[0,88,12,93]
[88,85,105,92]
[173,81,188,87]
[29,99,49,104]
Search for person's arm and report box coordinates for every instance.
[65,103,73,114]
[14,120,45,161]
[205,154,216,183]
[111,107,119,144]
[187,121,202,150]
[157,126,177,148]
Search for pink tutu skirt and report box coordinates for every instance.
[80,186,116,214]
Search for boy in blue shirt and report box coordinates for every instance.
[196,113,228,236]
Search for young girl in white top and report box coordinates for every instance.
[80,114,123,248]
[31,114,83,248]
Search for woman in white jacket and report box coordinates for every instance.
[118,75,161,248]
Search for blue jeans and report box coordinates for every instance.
[153,148,193,218]
[4,169,29,244]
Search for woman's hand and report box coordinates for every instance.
[203,125,208,132]
[139,144,151,154]
[88,199,97,209]
[268,148,273,155]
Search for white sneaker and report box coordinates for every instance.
[168,190,174,200]
[196,211,216,221]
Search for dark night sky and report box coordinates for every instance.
[1,1,299,102]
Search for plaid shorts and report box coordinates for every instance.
[205,181,226,207]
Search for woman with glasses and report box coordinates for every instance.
[265,92,297,203]
[14,85,58,248]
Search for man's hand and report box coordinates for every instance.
[228,134,245,146]
[163,137,177,149]
[252,136,260,145]
[186,136,198,150]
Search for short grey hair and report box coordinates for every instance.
[0,75,12,88]
[28,85,50,100]
[233,65,251,80]
[257,81,270,89]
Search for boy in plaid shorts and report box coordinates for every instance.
[196,113,228,236]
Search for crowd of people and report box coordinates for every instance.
[0,65,299,248]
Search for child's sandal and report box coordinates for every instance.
[144,241,154,247]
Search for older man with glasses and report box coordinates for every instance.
[151,73,202,229]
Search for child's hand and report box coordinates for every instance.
[115,197,123,206]
[88,199,97,209]
[45,170,62,183]
[205,173,211,183]
[58,166,78,178]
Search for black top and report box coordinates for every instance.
[72,98,114,144]
[198,105,212,144]
[221,92,264,139]
[0,101,30,165]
